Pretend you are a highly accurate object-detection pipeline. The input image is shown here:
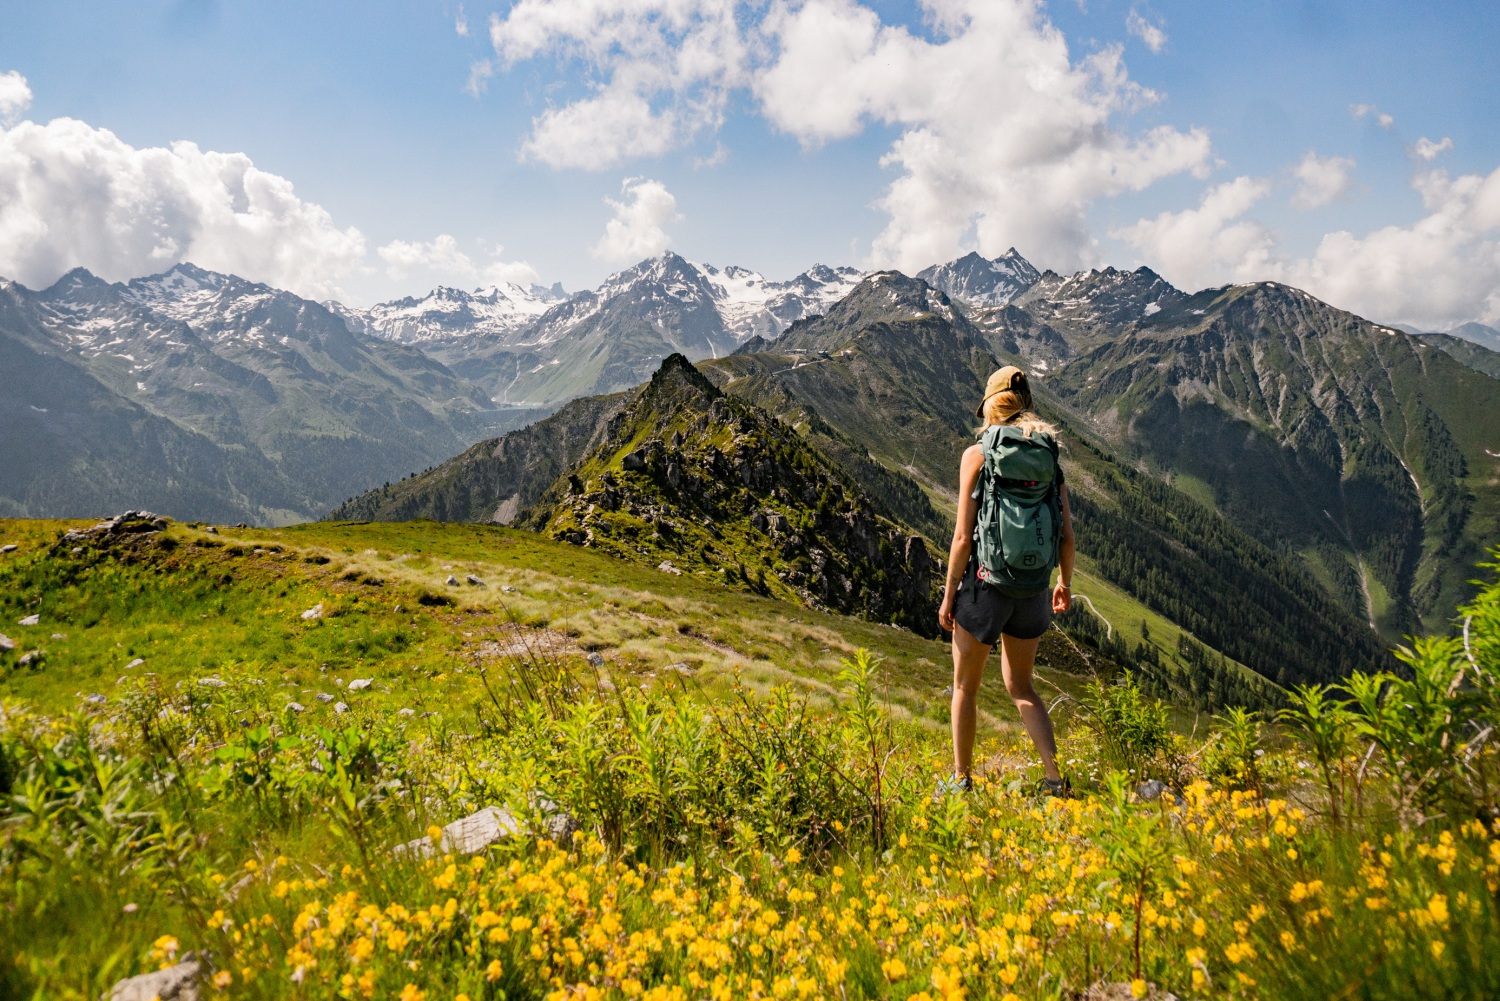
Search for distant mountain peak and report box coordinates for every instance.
[917,249,1041,307]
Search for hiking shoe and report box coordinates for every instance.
[934,774,975,798]
[1039,776,1071,799]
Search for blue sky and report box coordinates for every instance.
[1,0,1498,328]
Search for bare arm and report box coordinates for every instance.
[938,445,985,631]
[1053,483,1075,613]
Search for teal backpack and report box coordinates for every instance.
[972,424,1062,597]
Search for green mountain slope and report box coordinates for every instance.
[0,267,543,524]
[1045,282,1500,637]
[1421,331,1500,379]
[328,392,628,523]
[707,273,1390,690]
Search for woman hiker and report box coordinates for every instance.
[937,365,1074,796]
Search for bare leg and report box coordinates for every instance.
[950,622,990,779]
[999,633,1062,782]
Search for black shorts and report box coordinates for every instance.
[953,562,1052,645]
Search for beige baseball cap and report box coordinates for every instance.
[975,365,1026,417]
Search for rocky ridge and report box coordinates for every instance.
[522,355,943,635]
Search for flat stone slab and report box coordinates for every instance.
[107,954,207,1001]
[394,806,521,858]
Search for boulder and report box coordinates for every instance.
[1083,984,1178,1001]
[334,702,350,714]
[285,702,306,713]
[0,634,13,652]
[106,954,208,1001]
[393,799,580,858]
[315,693,335,703]
[197,677,228,688]
[397,708,415,717]
[300,603,325,621]
[347,678,373,691]
[83,693,106,705]
[586,652,606,667]
[445,575,460,587]
[621,450,647,472]
[1,544,17,553]
[125,658,145,669]
[18,614,39,626]
[657,560,682,576]
[19,650,43,668]
[465,574,484,586]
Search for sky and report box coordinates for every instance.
[1,0,1498,330]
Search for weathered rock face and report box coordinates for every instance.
[107,954,209,1001]
[525,354,944,636]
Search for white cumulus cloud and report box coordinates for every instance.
[1116,165,1500,329]
[592,177,679,263]
[0,70,31,123]
[755,0,1211,273]
[1277,165,1500,329]
[1350,103,1394,129]
[1126,8,1167,54]
[378,233,540,288]
[484,0,1211,272]
[490,0,747,169]
[0,107,367,299]
[1410,136,1453,162]
[379,234,475,278]
[1290,151,1355,210]
[1113,176,1275,292]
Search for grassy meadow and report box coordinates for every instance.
[1,517,1498,1000]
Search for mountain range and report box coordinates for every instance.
[6,245,1500,695]
[334,259,1500,699]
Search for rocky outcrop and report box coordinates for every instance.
[59,511,169,546]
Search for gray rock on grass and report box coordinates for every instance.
[83,693,106,705]
[445,575,459,586]
[197,677,228,688]
[125,658,145,669]
[0,634,13,652]
[315,693,335,703]
[586,652,605,667]
[1084,984,1179,1001]
[107,953,208,1001]
[300,603,325,621]
[466,574,484,586]
[19,651,43,667]
[657,560,682,575]
[334,702,349,714]
[18,614,39,626]
[394,798,579,859]
[347,678,372,691]
[1,544,17,553]
[285,702,306,713]
[398,708,415,716]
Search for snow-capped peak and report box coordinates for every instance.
[917,249,1042,307]
[332,280,569,346]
